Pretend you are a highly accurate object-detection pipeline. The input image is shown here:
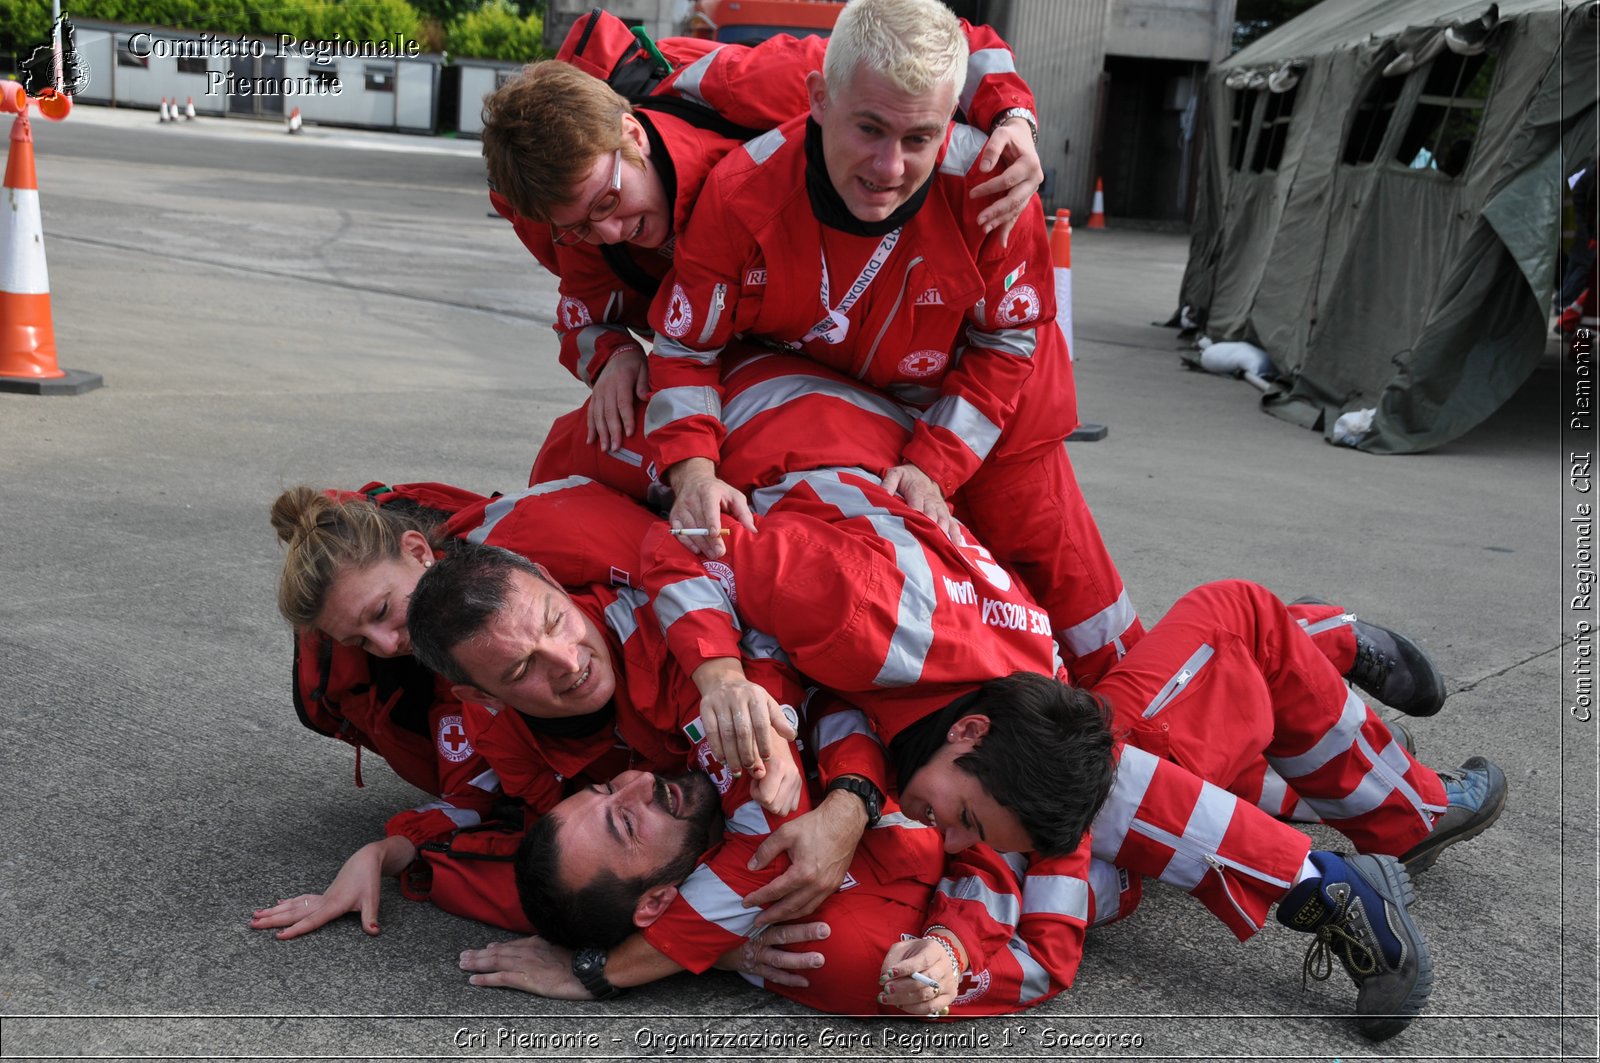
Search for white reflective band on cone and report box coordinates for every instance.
[1,189,51,295]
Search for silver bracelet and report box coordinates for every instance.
[923,933,962,979]
[992,107,1038,144]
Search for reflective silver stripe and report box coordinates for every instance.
[1141,643,1215,719]
[1000,850,1029,879]
[1300,611,1356,637]
[936,874,1021,928]
[604,586,649,645]
[1022,874,1090,921]
[466,477,595,544]
[722,373,917,435]
[655,335,724,365]
[1089,744,1159,863]
[744,127,787,165]
[725,799,769,836]
[939,123,987,176]
[811,708,873,750]
[645,385,722,436]
[1086,859,1125,928]
[468,768,501,793]
[415,802,482,829]
[1295,713,1438,828]
[874,810,929,830]
[1271,688,1367,779]
[750,466,884,515]
[966,324,1038,359]
[654,575,738,636]
[608,446,644,468]
[1256,764,1289,815]
[574,325,627,384]
[1144,782,1239,890]
[887,383,941,407]
[961,48,1017,114]
[800,470,936,685]
[1058,590,1140,657]
[924,395,1002,464]
[671,46,725,105]
[679,864,759,937]
[739,626,790,664]
[1006,936,1052,1002]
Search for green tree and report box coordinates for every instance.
[445,0,543,61]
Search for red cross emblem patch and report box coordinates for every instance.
[437,714,473,763]
[898,349,948,378]
[996,283,1042,326]
[662,283,694,339]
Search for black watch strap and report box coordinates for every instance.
[571,947,624,1000]
[826,775,884,827]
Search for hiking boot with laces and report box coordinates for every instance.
[1277,850,1433,1042]
[1292,597,1446,717]
[1401,756,1508,873]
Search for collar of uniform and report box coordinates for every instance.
[805,118,934,236]
[520,700,616,738]
[634,110,679,229]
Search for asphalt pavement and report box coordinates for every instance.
[1,104,1594,1061]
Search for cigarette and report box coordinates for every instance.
[910,971,941,989]
[671,527,732,536]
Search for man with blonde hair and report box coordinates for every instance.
[480,10,1046,455]
[646,0,1143,696]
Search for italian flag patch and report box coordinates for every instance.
[1003,262,1026,291]
[683,718,706,743]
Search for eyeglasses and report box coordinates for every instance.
[551,149,624,246]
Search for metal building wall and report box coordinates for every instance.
[991,0,1110,216]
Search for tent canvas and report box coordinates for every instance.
[1178,0,1596,452]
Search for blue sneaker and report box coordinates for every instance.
[1401,756,1507,873]
[1277,851,1434,1042]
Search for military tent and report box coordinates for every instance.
[1178,0,1596,452]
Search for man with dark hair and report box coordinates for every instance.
[638,468,1506,1041]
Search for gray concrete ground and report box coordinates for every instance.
[1,105,1594,1061]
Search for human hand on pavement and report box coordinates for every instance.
[249,836,415,940]
[458,936,592,999]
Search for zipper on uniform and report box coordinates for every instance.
[861,256,924,379]
[698,283,727,345]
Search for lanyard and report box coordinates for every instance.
[801,228,901,345]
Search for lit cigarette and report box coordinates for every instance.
[671,527,732,537]
[910,972,941,989]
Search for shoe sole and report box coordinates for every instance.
[1348,854,1435,1042]
[1288,597,1446,717]
[1402,758,1508,874]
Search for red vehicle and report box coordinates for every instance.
[685,0,845,44]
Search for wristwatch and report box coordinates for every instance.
[571,947,624,1000]
[993,106,1039,144]
[826,775,884,827]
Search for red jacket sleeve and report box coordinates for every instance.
[442,477,663,591]
[642,164,767,469]
[899,135,1056,494]
[804,689,890,798]
[383,699,505,846]
[934,845,1091,1015]
[658,21,1035,136]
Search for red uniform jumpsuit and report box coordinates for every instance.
[644,115,1138,683]
[495,23,1035,400]
[640,467,1447,940]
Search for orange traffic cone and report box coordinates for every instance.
[159,96,171,123]
[0,107,101,394]
[1050,209,1074,362]
[286,106,303,134]
[184,96,196,120]
[1086,178,1107,229]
